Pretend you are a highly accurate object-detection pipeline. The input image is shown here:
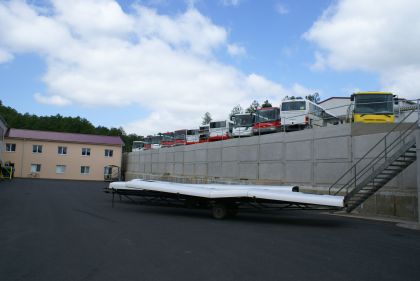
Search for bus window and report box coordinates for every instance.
[281,101,306,111]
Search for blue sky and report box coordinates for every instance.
[0,0,418,135]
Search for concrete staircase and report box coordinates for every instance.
[344,140,416,212]
[329,108,419,213]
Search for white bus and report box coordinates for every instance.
[280,98,338,131]
[199,125,210,143]
[232,113,254,137]
[150,135,163,149]
[132,141,145,152]
[186,129,200,145]
[208,120,233,142]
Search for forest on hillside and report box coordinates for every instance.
[0,100,143,152]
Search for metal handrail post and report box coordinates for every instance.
[352,166,356,195]
[384,137,387,159]
[418,99,420,128]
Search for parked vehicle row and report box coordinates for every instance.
[132,92,406,151]
[132,98,343,151]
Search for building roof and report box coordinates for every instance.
[6,128,124,146]
[318,96,351,104]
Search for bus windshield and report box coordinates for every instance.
[210,121,226,128]
[151,136,162,144]
[174,130,186,140]
[187,129,199,135]
[354,94,393,114]
[162,133,174,141]
[255,108,279,123]
[144,137,152,144]
[234,115,254,127]
[281,101,306,111]
[132,141,144,149]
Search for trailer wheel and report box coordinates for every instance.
[212,203,228,219]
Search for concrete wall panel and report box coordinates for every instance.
[208,148,222,162]
[239,163,258,180]
[184,151,195,163]
[158,163,166,174]
[166,163,174,175]
[174,152,184,163]
[222,162,238,178]
[259,162,284,180]
[222,147,237,162]
[353,133,386,158]
[259,132,283,144]
[174,163,183,175]
[152,153,159,163]
[260,143,283,161]
[151,163,159,174]
[184,163,194,176]
[158,152,166,163]
[315,136,349,160]
[238,145,258,162]
[195,149,207,162]
[208,162,222,177]
[286,141,311,161]
[315,162,350,185]
[286,162,312,183]
[238,136,258,146]
[166,152,174,163]
[195,163,207,176]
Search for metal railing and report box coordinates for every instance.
[328,99,420,196]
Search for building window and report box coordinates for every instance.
[58,146,67,155]
[104,166,112,175]
[32,145,43,153]
[104,149,113,157]
[6,143,16,152]
[31,164,41,173]
[81,166,90,174]
[56,165,66,174]
[81,148,91,156]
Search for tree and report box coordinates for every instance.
[283,95,296,101]
[0,100,140,149]
[306,92,321,103]
[229,104,243,120]
[201,112,212,125]
[245,100,260,114]
[261,100,272,108]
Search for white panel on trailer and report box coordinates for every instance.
[109,179,344,208]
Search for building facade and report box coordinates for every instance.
[318,97,351,122]
[3,129,123,181]
[0,115,7,164]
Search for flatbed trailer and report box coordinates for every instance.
[108,179,344,219]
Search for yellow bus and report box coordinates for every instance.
[351,92,395,123]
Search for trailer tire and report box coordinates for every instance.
[212,203,228,219]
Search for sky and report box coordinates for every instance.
[0,0,419,135]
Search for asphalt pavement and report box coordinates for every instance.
[1,178,420,281]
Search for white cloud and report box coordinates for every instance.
[0,49,13,63]
[304,0,420,99]
[0,0,308,135]
[227,43,246,56]
[275,3,289,15]
[133,6,227,56]
[34,93,71,106]
[53,0,134,38]
[221,0,240,6]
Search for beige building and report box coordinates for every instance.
[0,115,7,164]
[3,128,123,181]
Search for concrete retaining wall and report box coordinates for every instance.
[125,124,418,220]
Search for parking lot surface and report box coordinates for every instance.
[1,179,420,281]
